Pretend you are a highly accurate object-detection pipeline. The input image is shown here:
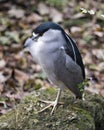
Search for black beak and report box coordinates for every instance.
[23,37,34,49]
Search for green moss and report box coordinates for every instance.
[75,109,95,130]
[0,89,104,130]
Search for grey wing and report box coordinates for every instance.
[55,47,84,98]
[65,54,83,77]
[64,33,85,79]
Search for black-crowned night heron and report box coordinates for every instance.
[23,22,85,115]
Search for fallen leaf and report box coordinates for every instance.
[0,24,6,31]
[38,2,50,15]
[92,49,104,60]
[83,53,92,64]
[27,13,43,23]
[70,26,83,34]
[98,62,104,71]
[89,63,104,72]
[63,5,73,19]
[83,32,93,43]
[50,8,63,23]
[0,36,10,45]
[89,64,99,71]
[14,69,29,86]
[8,7,25,19]
[94,31,103,37]
[0,59,6,69]
[18,21,29,29]
[5,31,20,43]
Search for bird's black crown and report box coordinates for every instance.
[33,22,63,34]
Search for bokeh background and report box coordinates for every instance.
[0,0,104,115]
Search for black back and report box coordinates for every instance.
[33,22,85,79]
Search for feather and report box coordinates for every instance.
[63,33,85,79]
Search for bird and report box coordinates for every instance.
[23,22,85,115]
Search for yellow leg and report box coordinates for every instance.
[38,88,61,115]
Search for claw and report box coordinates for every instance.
[38,89,62,115]
[50,100,58,115]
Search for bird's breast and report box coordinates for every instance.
[29,42,64,86]
[38,50,61,85]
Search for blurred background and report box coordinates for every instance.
[0,0,104,115]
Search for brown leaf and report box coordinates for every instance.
[8,7,25,19]
[0,59,6,69]
[70,26,83,34]
[98,62,104,72]
[38,2,50,15]
[18,22,29,29]
[92,49,104,60]
[14,69,29,86]
[94,31,103,37]
[83,53,92,64]
[50,8,63,23]
[27,13,43,23]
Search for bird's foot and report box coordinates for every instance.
[38,99,63,115]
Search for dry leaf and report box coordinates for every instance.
[27,13,43,23]
[0,59,6,69]
[92,49,104,60]
[70,26,83,34]
[38,2,50,15]
[83,53,92,64]
[50,8,63,23]
[8,7,25,19]
[14,69,29,86]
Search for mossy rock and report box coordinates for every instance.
[0,88,104,130]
